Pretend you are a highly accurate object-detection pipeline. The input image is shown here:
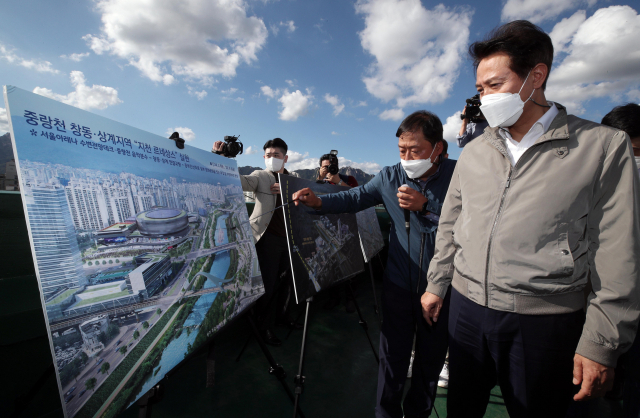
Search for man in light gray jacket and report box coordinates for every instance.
[213,138,300,346]
[421,21,640,418]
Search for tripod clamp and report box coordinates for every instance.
[270,364,287,380]
[293,374,306,395]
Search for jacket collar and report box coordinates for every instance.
[484,102,571,158]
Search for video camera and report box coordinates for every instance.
[169,132,185,149]
[216,135,244,158]
[460,94,485,123]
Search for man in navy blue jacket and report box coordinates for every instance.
[293,111,456,418]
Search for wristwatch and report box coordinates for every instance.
[419,201,429,216]
[337,180,344,186]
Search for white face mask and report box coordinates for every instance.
[480,71,534,128]
[265,157,284,172]
[400,147,436,179]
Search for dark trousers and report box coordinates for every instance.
[376,281,450,418]
[447,287,585,418]
[254,232,291,330]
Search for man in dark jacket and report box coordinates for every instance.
[293,111,456,418]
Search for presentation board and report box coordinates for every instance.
[279,174,364,304]
[4,86,264,418]
[356,207,385,263]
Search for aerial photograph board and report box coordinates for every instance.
[356,207,384,263]
[279,174,364,304]
[4,86,264,418]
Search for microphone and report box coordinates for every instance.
[401,184,410,233]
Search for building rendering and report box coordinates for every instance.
[79,315,109,356]
[23,183,86,298]
[127,253,172,299]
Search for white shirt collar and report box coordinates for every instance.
[499,102,559,166]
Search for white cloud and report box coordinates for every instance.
[285,79,296,87]
[33,71,122,110]
[356,0,472,114]
[324,93,345,116]
[188,86,208,100]
[0,43,59,74]
[281,20,296,33]
[245,145,258,155]
[166,127,196,141]
[379,108,404,121]
[331,131,339,135]
[278,89,313,121]
[337,157,382,174]
[501,0,596,24]
[61,52,90,62]
[442,111,463,142]
[286,151,316,170]
[549,10,587,55]
[356,101,368,107]
[0,108,9,134]
[84,0,268,85]
[261,85,278,99]
[546,6,640,113]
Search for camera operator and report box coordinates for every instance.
[293,111,455,418]
[316,152,359,312]
[213,138,302,346]
[317,152,358,188]
[456,95,489,148]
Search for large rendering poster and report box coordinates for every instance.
[4,86,264,418]
[279,174,364,304]
[356,207,384,263]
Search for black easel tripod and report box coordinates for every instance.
[291,280,380,418]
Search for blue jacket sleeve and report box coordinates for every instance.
[319,171,385,214]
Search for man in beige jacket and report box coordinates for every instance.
[421,21,640,417]
[213,138,300,346]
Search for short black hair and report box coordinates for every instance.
[319,154,337,167]
[263,137,288,154]
[469,20,553,90]
[441,139,449,156]
[601,103,640,138]
[396,110,443,146]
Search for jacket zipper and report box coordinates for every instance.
[484,166,512,306]
[482,138,554,306]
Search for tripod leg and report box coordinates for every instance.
[285,302,305,341]
[247,315,306,418]
[293,298,312,418]
[206,341,215,388]
[348,281,380,364]
[236,278,288,362]
[368,262,381,324]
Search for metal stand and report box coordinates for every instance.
[347,280,380,364]
[246,315,305,418]
[293,297,312,418]
[206,341,215,388]
[137,383,164,418]
[368,262,381,324]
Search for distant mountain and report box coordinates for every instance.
[238,166,263,175]
[238,165,377,185]
[291,166,376,185]
[0,133,14,174]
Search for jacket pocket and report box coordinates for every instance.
[557,222,575,275]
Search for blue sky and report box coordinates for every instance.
[1,0,639,173]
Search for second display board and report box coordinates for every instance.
[280,174,365,304]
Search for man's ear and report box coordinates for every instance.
[532,63,548,90]
[284,155,289,164]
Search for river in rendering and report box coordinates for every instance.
[214,214,229,246]
[130,250,231,407]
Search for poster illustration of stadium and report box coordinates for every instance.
[4,86,264,418]
[279,174,364,304]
